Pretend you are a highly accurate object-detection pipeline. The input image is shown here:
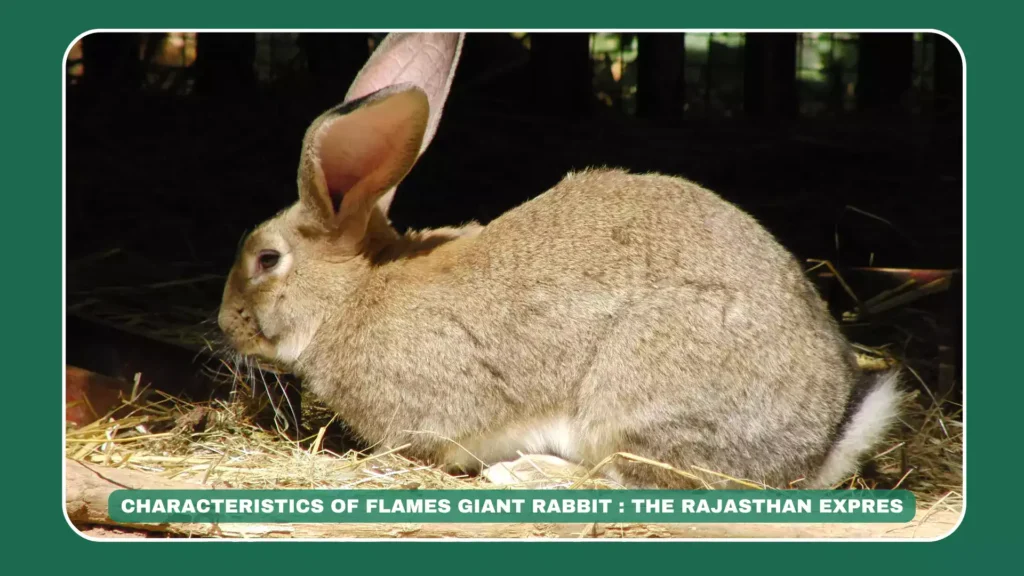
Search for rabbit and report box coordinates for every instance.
[218,32,901,489]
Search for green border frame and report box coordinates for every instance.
[16,0,996,568]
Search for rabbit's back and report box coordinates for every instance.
[455,168,859,485]
[475,168,801,289]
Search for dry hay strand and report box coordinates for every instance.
[65,389,621,491]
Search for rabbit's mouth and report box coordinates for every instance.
[224,330,278,363]
[219,310,311,370]
[218,306,276,360]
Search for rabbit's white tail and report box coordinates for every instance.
[811,370,902,488]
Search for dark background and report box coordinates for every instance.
[65,32,963,406]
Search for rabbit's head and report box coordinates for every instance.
[218,33,463,367]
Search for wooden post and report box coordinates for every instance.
[856,33,914,118]
[932,33,963,125]
[636,33,686,121]
[529,33,593,118]
[193,33,257,97]
[743,33,798,121]
[80,33,144,97]
[64,459,958,539]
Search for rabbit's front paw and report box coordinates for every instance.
[481,454,586,488]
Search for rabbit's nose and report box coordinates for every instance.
[216,305,236,334]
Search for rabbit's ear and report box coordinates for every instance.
[343,32,464,215]
[298,85,428,244]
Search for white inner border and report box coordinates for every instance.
[61,28,967,544]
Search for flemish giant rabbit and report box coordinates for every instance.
[218,33,901,489]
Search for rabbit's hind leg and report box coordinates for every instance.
[600,434,719,490]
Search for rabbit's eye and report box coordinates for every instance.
[257,250,281,272]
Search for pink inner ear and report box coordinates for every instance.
[316,119,383,213]
[313,91,427,217]
[319,157,359,213]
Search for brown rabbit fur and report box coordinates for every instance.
[219,33,900,489]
